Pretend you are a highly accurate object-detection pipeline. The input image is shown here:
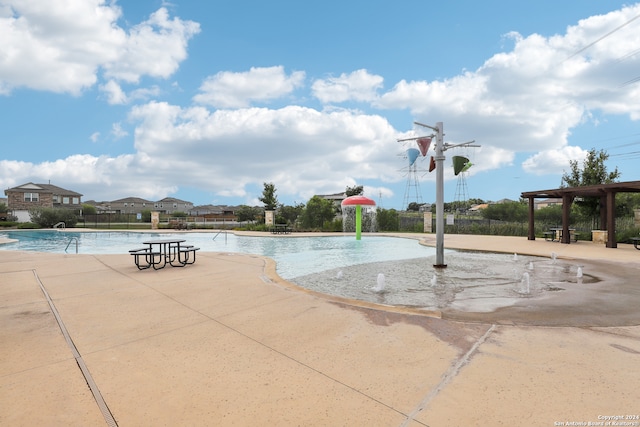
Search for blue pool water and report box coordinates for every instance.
[0,231,433,279]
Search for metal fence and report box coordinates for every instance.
[79,214,242,229]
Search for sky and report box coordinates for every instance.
[1,0,640,210]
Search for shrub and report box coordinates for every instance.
[28,208,78,228]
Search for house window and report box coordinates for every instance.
[24,192,39,202]
[52,195,59,203]
[63,197,70,204]
[72,197,79,204]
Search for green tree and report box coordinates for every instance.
[259,182,279,210]
[615,193,640,217]
[300,196,336,229]
[0,203,8,221]
[406,202,424,212]
[561,148,620,224]
[141,209,152,222]
[481,201,528,222]
[82,204,97,216]
[345,185,363,196]
[376,207,399,231]
[534,205,563,225]
[277,203,304,225]
[235,205,261,223]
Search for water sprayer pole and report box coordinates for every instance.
[356,204,362,240]
[434,121,446,267]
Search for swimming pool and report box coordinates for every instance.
[0,230,433,279]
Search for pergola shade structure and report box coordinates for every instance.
[521,180,640,248]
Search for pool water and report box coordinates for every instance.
[0,231,433,279]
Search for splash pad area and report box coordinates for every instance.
[290,239,640,327]
[292,251,593,312]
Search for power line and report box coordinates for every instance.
[563,12,640,62]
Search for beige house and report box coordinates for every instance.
[153,197,194,215]
[89,197,194,215]
[4,182,83,222]
[105,197,155,214]
[534,198,562,209]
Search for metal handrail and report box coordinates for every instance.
[53,222,66,229]
[212,230,227,243]
[65,237,78,253]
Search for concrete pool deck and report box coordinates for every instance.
[1,232,639,425]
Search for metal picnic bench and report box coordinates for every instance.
[271,224,292,234]
[129,239,199,270]
[544,227,579,242]
[631,237,640,250]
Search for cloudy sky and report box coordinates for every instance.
[1,0,639,209]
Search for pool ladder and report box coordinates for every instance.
[212,230,228,243]
[65,237,78,253]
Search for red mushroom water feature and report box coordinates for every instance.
[341,195,376,240]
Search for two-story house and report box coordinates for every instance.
[4,182,83,222]
[154,197,193,215]
[107,197,155,214]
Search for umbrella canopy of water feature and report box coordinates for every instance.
[416,137,431,156]
[341,195,376,240]
[406,148,420,166]
[452,155,471,175]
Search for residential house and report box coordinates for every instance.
[4,182,83,222]
[106,197,154,214]
[188,205,237,221]
[317,192,348,211]
[535,198,563,210]
[153,197,194,215]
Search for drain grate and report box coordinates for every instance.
[33,270,118,427]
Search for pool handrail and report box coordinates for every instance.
[65,237,78,253]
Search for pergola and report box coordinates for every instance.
[521,180,640,248]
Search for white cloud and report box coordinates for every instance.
[312,69,384,103]
[0,2,199,95]
[100,80,128,105]
[111,123,128,139]
[102,7,200,83]
[193,66,305,108]
[99,80,162,105]
[90,132,100,143]
[522,146,588,175]
[124,101,400,201]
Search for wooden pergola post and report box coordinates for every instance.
[606,191,617,248]
[527,196,535,240]
[561,195,573,244]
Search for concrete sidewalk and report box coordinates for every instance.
[1,234,639,426]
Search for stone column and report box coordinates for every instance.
[265,210,274,226]
[151,211,159,230]
[423,212,432,233]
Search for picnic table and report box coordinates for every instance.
[545,227,578,243]
[631,237,640,250]
[129,239,199,270]
[271,224,292,234]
